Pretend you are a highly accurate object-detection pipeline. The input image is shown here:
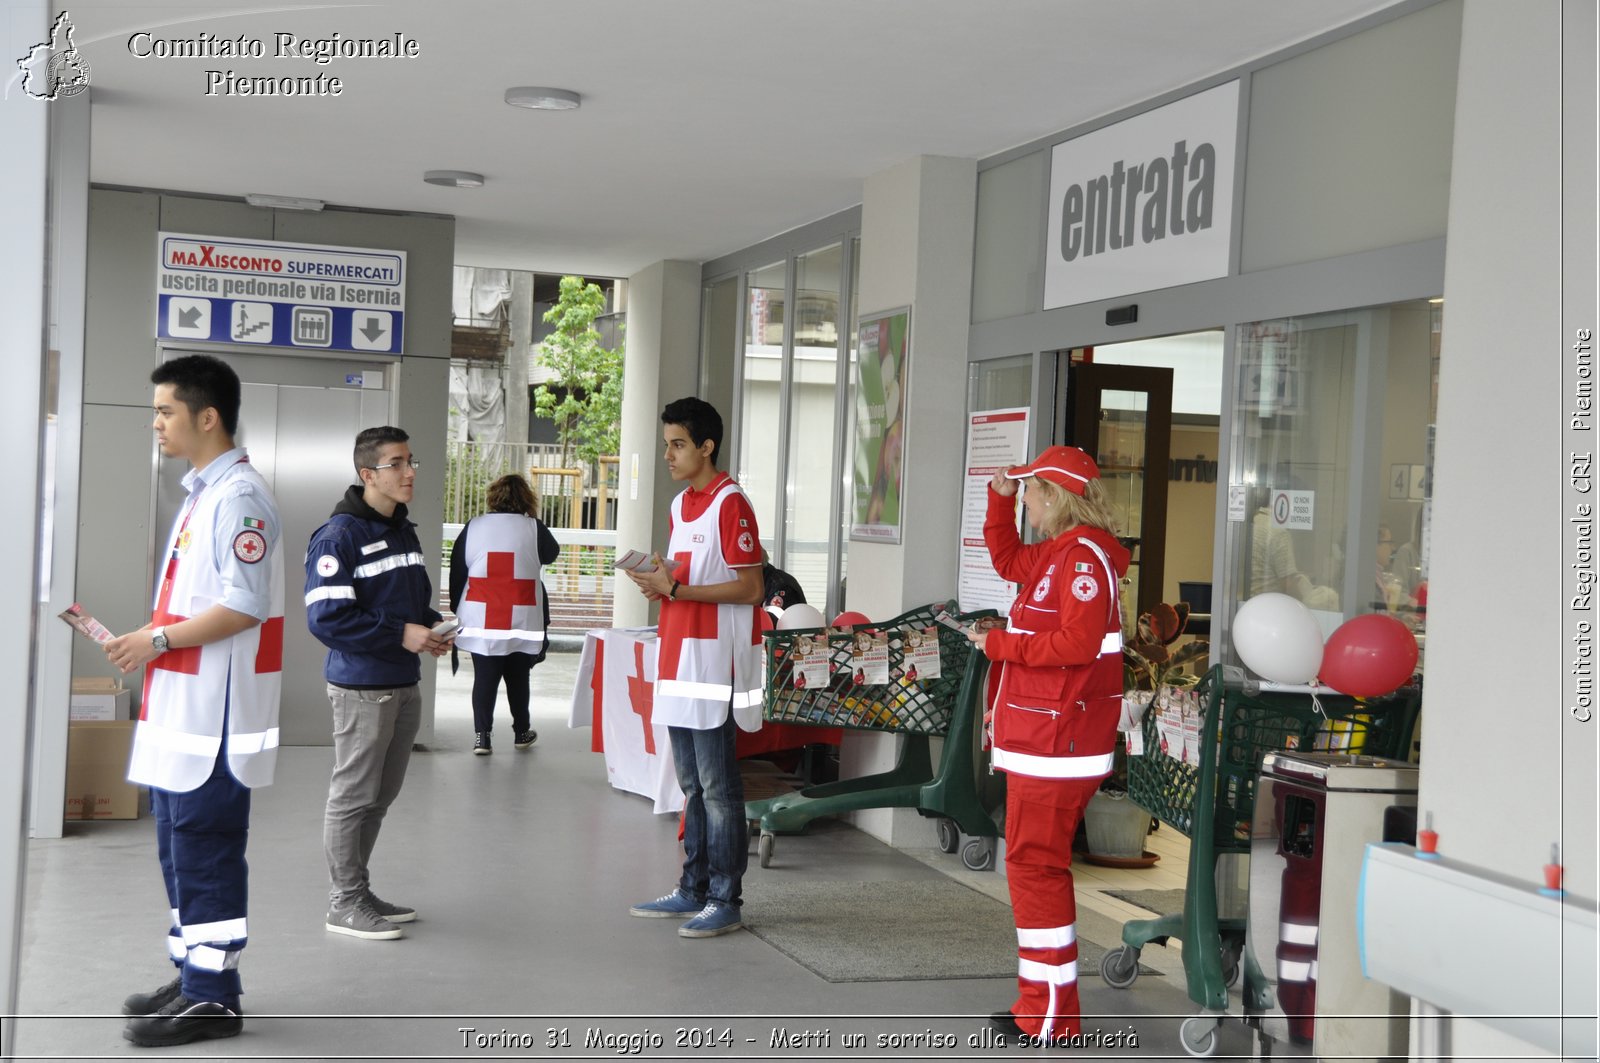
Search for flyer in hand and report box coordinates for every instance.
[59,602,114,644]
[613,549,661,574]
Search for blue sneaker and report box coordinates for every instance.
[629,888,703,918]
[678,901,743,938]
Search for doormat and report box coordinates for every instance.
[1104,888,1186,918]
[742,878,1124,983]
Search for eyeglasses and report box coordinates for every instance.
[370,458,421,472]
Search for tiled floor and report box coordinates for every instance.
[11,652,1254,1061]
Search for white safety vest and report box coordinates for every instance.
[453,513,546,656]
[654,481,764,731]
[129,458,285,792]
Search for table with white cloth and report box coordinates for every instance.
[567,627,841,814]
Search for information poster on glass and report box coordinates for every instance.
[957,407,1031,613]
[850,307,911,542]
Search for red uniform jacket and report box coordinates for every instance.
[982,487,1130,781]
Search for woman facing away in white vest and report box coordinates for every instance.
[449,474,560,755]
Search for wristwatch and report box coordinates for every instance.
[668,580,681,601]
[151,627,169,654]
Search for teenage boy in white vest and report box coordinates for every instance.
[105,354,285,1048]
[625,398,765,938]
[304,426,452,941]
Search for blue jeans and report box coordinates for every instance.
[668,715,746,908]
[153,754,251,1010]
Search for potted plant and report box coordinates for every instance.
[1080,603,1210,864]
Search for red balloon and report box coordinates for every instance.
[831,610,871,629]
[1319,614,1419,697]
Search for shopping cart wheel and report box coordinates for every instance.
[1179,1015,1220,1057]
[1099,945,1140,989]
[935,817,960,853]
[961,837,995,871]
[758,831,775,869]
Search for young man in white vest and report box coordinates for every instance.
[625,398,765,938]
[304,426,452,941]
[105,354,285,1047]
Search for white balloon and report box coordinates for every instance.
[1231,593,1326,684]
[775,603,826,630]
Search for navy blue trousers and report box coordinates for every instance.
[152,753,251,1009]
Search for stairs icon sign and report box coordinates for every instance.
[292,306,333,347]
[232,301,273,343]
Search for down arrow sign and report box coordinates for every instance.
[360,317,387,343]
[179,306,203,329]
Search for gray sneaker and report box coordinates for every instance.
[364,890,416,924]
[326,899,403,940]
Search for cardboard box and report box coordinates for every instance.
[65,720,140,820]
[69,681,130,721]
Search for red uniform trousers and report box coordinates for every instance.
[1003,772,1102,1042]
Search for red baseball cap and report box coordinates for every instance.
[1005,445,1100,496]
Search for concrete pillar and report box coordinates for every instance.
[841,156,978,844]
[505,271,532,447]
[613,260,702,627]
[2,0,51,1046]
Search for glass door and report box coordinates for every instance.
[1066,362,1173,620]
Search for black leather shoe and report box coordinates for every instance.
[988,1010,1036,1046]
[122,995,242,1047]
[121,975,182,1016]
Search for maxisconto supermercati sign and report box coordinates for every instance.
[1043,80,1239,310]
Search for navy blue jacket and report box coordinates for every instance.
[305,486,442,688]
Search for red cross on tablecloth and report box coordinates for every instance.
[626,639,656,755]
[464,551,538,628]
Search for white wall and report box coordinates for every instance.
[1424,0,1596,1054]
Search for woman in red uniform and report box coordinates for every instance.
[970,445,1129,1046]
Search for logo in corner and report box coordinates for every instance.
[15,12,92,101]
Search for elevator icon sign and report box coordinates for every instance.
[292,306,333,347]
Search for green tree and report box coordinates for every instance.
[533,276,624,469]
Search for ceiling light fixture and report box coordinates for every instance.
[244,193,324,212]
[423,170,485,188]
[504,86,581,111]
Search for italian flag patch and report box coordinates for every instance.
[243,517,266,530]
[1074,561,1093,573]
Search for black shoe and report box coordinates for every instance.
[122,995,242,1047]
[989,1009,1028,1040]
[121,975,182,1016]
[513,729,537,750]
[473,732,492,755]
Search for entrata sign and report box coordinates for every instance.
[1043,80,1238,310]
[156,232,406,354]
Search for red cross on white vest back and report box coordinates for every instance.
[465,551,538,628]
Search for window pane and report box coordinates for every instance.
[783,245,842,607]
[1230,314,1355,632]
[838,239,860,608]
[737,261,785,553]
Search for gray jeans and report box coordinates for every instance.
[324,683,421,908]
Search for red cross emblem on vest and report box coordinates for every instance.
[657,552,721,678]
[464,551,538,628]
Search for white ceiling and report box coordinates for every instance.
[55,0,1404,278]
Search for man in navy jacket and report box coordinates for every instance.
[305,426,450,941]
